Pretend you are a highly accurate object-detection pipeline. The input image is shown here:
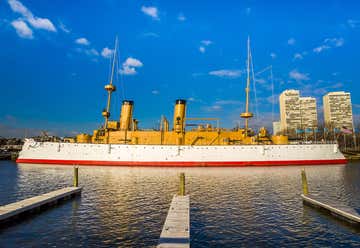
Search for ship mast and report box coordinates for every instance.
[102,37,118,129]
[240,37,253,137]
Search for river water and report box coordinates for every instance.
[0,160,359,247]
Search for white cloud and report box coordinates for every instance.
[287,38,296,45]
[204,105,222,112]
[101,47,114,58]
[123,57,143,67]
[121,66,137,75]
[178,13,186,21]
[313,37,344,53]
[141,6,159,20]
[28,17,56,31]
[211,105,222,110]
[11,19,33,39]
[151,90,160,95]
[199,40,212,53]
[121,57,143,75]
[209,69,243,78]
[313,45,330,53]
[324,38,344,47]
[101,47,113,58]
[59,22,70,33]
[8,0,56,32]
[201,40,212,46]
[8,0,28,16]
[215,100,242,105]
[348,19,360,28]
[86,48,99,56]
[293,53,303,60]
[270,52,277,59]
[75,37,90,46]
[289,69,309,81]
[204,100,243,113]
[142,32,159,38]
[329,82,343,89]
[76,47,99,57]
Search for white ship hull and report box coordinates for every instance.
[16,139,347,166]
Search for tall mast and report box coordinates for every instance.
[102,36,118,129]
[240,36,253,137]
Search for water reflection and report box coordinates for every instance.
[0,161,359,247]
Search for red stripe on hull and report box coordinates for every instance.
[16,158,347,167]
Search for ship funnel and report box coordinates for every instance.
[173,99,186,133]
[119,100,134,131]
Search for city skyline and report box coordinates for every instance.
[279,89,355,136]
[1,0,360,137]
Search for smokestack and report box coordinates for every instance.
[173,99,186,133]
[119,100,134,131]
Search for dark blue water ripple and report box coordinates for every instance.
[0,161,360,247]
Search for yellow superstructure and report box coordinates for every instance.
[76,133,92,143]
[85,99,287,146]
[82,37,289,146]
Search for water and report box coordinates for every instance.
[0,161,360,247]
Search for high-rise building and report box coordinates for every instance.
[279,90,318,135]
[300,97,318,129]
[279,90,301,134]
[323,91,353,130]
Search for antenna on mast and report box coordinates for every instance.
[102,36,118,130]
[240,36,253,137]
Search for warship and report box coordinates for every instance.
[16,38,347,166]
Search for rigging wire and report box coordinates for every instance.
[107,51,113,85]
[249,51,259,126]
[114,37,123,115]
[117,39,126,101]
[255,65,272,76]
[254,65,275,124]
[270,65,274,123]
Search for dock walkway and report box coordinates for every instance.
[302,194,360,224]
[0,187,82,223]
[158,195,190,248]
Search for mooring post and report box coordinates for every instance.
[179,172,185,196]
[73,167,79,187]
[301,169,309,195]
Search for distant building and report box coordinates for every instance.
[279,90,318,135]
[279,90,301,134]
[272,121,281,135]
[300,97,318,129]
[323,91,354,130]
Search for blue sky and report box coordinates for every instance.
[0,0,360,137]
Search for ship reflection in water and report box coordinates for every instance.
[0,161,360,247]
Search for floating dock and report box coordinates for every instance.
[302,194,360,224]
[158,195,190,248]
[0,187,82,224]
[301,169,360,225]
[158,173,190,248]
